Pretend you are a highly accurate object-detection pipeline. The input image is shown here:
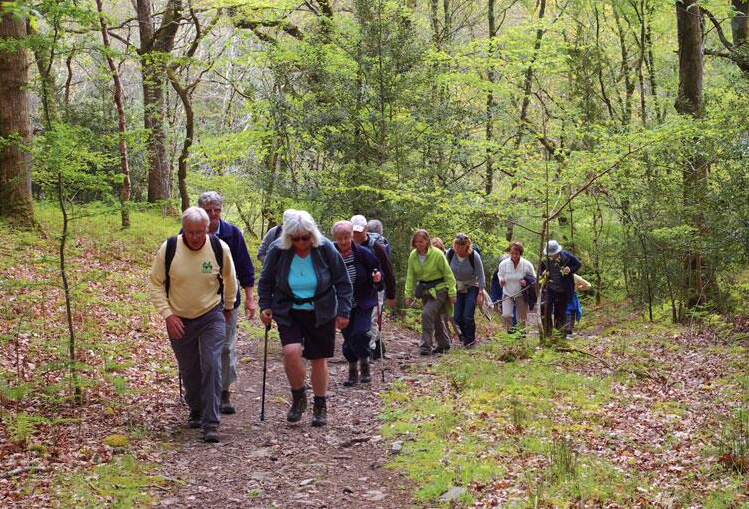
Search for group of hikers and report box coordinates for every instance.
[148,193,585,442]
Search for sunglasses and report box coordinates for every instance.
[291,234,311,242]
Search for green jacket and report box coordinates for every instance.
[405,246,457,299]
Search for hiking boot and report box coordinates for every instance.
[203,428,220,443]
[343,362,358,387]
[359,358,372,384]
[311,398,327,427]
[419,349,432,356]
[286,388,307,422]
[220,390,235,415]
[433,345,450,355]
[463,339,476,349]
[188,409,202,429]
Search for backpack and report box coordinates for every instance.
[366,232,391,258]
[165,234,224,297]
[272,224,282,241]
[446,247,477,269]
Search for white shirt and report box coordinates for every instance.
[498,257,536,297]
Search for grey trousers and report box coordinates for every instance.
[170,305,224,430]
[368,290,385,349]
[222,307,239,390]
[420,289,450,352]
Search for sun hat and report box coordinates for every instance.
[543,240,562,256]
[350,214,367,232]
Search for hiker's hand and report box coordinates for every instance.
[244,293,256,320]
[499,279,506,286]
[372,270,381,283]
[260,309,272,326]
[336,316,349,330]
[223,309,233,322]
[385,298,395,308]
[450,296,457,304]
[166,314,185,340]
[520,279,527,287]
[477,292,484,306]
[404,298,413,307]
[562,266,571,275]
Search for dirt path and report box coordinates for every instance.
[153,320,418,508]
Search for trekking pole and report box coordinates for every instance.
[377,299,385,382]
[260,323,270,421]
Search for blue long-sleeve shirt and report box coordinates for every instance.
[215,220,255,309]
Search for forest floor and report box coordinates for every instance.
[1,209,749,507]
[151,320,418,508]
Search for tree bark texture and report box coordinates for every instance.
[675,0,703,118]
[675,0,707,308]
[731,0,748,48]
[0,5,34,225]
[485,0,496,196]
[137,0,182,204]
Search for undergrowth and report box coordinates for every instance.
[383,308,749,506]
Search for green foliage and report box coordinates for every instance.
[56,455,164,508]
[1,411,49,447]
[716,409,749,473]
[32,122,118,200]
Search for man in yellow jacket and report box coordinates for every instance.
[149,206,237,443]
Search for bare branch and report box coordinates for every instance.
[701,7,734,51]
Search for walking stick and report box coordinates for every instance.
[377,299,385,382]
[260,323,270,421]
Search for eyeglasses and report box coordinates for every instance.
[291,234,311,242]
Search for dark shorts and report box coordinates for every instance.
[278,309,336,359]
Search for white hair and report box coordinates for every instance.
[198,191,222,208]
[181,206,209,227]
[282,208,298,222]
[331,220,353,236]
[279,210,323,249]
[367,219,383,235]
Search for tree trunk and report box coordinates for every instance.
[675,0,707,308]
[137,0,182,205]
[96,0,131,228]
[168,69,193,213]
[732,0,748,48]
[485,0,496,196]
[644,1,664,123]
[0,4,34,226]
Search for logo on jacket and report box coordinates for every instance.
[202,261,213,273]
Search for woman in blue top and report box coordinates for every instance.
[258,211,352,427]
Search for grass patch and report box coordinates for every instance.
[381,339,613,503]
[56,455,166,508]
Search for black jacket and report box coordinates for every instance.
[258,238,352,327]
[539,250,581,301]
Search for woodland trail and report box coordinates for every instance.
[152,319,420,508]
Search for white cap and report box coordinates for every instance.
[350,214,367,232]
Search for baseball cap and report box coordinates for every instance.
[350,214,367,232]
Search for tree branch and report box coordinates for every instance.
[547,143,651,222]
[701,7,734,51]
